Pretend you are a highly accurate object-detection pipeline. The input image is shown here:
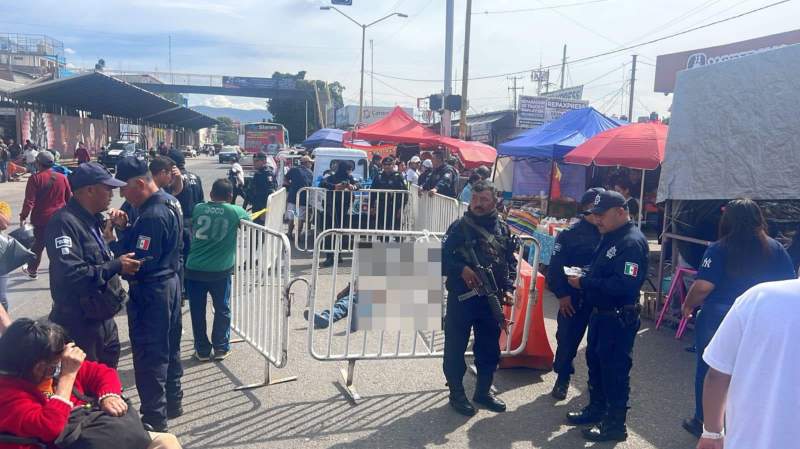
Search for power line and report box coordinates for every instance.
[475,0,610,15]
[370,0,793,83]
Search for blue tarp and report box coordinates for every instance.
[498,107,621,159]
[303,128,371,149]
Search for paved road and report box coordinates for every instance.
[0,157,698,448]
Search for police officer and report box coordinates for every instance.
[442,180,516,416]
[546,188,603,400]
[246,152,277,225]
[370,156,407,230]
[319,161,360,267]
[45,162,140,368]
[421,151,458,198]
[112,156,184,432]
[565,190,649,442]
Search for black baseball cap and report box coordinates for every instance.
[115,156,150,183]
[167,148,185,168]
[253,152,268,160]
[580,187,606,207]
[70,162,127,190]
[587,190,627,215]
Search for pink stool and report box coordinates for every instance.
[655,267,697,339]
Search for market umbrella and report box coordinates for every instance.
[564,121,668,226]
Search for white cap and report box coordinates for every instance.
[409,155,421,163]
[422,159,433,168]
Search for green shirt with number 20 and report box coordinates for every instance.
[186,201,250,273]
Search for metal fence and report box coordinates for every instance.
[409,184,467,233]
[293,187,414,253]
[305,228,541,401]
[231,220,297,390]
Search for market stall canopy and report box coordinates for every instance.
[342,106,442,146]
[657,43,800,202]
[10,71,217,129]
[498,107,621,159]
[439,137,497,169]
[303,128,370,148]
[564,121,667,170]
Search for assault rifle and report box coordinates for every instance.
[457,245,510,332]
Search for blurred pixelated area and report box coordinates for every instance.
[355,241,443,331]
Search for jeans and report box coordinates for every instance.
[311,294,352,329]
[0,274,8,310]
[693,302,732,422]
[0,161,7,182]
[186,275,232,355]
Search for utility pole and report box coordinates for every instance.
[559,44,567,90]
[458,0,473,140]
[628,54,637,122]
[442,0,454,137]
[507,75,524,110]
[370,39,374,109]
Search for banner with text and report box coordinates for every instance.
[517,96,588,128]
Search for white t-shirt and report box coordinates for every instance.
[405,168,419,184]
[24,149,38,163]
[703,279,800,449]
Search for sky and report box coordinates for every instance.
[4,0,799,120]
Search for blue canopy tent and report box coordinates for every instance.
[302,128,370,149]
[496,107,621,203]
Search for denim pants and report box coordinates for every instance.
[0,274,8,310]
[0,161,7,182]
[186,275,232,355]
[693,302,732,422]
[314,294,352,328]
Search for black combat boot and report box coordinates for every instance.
[566,402,606,425]
[448,390,476,417]
[473,373,506,412]
[550,376,569,400]
[582,408,628,442]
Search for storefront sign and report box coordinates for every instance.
[517,96,588,128]
[541,85,584,100]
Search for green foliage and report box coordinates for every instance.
[267,71,346,144]
[215,116,239,145]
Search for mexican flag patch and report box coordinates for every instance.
[136,236,151,251]
[624,262,639,277]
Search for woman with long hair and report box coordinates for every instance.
[680,199,796,438]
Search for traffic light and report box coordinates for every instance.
[445,95,462,112]
[331,0,353,5]
[429,94,443,111]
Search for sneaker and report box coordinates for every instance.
[193,351,211,362]
[20,266,37,279]
[214,349,231,361]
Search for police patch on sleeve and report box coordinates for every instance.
[553,243,562,253]
[136,236,152,251]
[624,262,639,277]
[55,236,72,255]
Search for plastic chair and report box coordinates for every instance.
[655,267,697,339]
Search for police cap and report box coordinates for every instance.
[580,187,606,207]
[70,162,127,190]
[115,156,150,182]
[253,152,268,161]
[587,190,627,215]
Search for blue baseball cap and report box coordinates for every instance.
[69,162,127,190]
[587,190,628,215]
[580,187,606,207]
[115,156,150,183]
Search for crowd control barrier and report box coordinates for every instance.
[265,187,287,233]
[294,187,414,253]
[231,220,297,391]
[305,228,541,401]
[409,184,466,233]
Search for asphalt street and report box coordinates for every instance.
[0,156,698,449]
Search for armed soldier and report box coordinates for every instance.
[442,180,517,417]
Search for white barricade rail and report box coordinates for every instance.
[410,184,467,233]
[294,187,413,253]
[306,228,541,401]
[265,187,287,232]
[231,220,297,391]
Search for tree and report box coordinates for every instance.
[267,71,346,144]
[215,116,239,146]
[94,59,106,72]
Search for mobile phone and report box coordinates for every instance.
[137,256,154,263]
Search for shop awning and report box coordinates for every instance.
[10,71,217,129]
[439,137,497,169]
[564,122,667,170]
[343,106,442,145]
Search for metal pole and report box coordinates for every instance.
[305,99,309,139]
[560,44,567,90]
[358,26,366,127]
[442,0,454,137]
[628,54,637,121]
[638,169,646,228]
[459,0,473,140]
[370,39,374,109]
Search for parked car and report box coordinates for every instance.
[182,145,197,158]
[98,141,146,170]
[218,146,240,163]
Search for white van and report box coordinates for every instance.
[311,147,369,187]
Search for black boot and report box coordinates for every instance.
[566,402,605,426]
[320,254,335,268]
[582,408,628,442]
[550,376,569,400]
[473,372,506,412]
[448,391,476,417]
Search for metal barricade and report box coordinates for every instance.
[306,228,541,401]
[410,184,466,233]
[294,187,413,252]
[231,220,297,391]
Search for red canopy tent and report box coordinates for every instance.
[564,121,668,227]
[343,106,497,169]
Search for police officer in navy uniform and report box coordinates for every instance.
[421,150,458,198]
[45,162,141,368]
[565,190,649,442]
[546,187,603,400]
[442,180,517,416]
[246,152,277,225]
[370,156,407,230]
[112,156,184,432]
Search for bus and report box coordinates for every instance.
[242,122,289,155]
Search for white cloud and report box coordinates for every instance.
[201,95,265,110]
[64,48,76,54]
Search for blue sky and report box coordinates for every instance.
[4,0,799,117]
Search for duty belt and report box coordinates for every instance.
[593,304,641,316]
[128,272,177,286]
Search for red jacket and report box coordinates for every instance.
[20,169,71,227]
[0,361,122,449]
[75,147,90,164]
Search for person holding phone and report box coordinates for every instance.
[45,162,139,369]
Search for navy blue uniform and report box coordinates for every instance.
[422,164,458,198]
[247,166,277,224]
[580,222,648,416]
[442,211,517,394]
[45,199,123,368]
[116,190,184,428]
[546,218,600,381]
[370,171,407,229]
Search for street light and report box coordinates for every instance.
[320,6,406,128]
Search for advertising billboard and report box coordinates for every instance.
[654,29,800,93]
[541,85,584,100]
[517,96,588,128]
[243,122,287,154]
[19,110,109,156]
[336,105,415,127]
